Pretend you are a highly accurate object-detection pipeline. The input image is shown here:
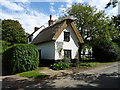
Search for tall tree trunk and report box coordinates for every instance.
[76,43,83,67]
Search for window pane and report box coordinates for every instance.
[64,32,70,42]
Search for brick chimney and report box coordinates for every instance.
[48,15,53,26]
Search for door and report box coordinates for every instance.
[64,50,72,63]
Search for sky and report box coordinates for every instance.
[0,0,119,37]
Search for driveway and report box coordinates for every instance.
[26,63,119,88]
[2,62,120,88]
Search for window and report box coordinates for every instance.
[28,35,33,42]
[64,31,70,42]
[64,50,72,60]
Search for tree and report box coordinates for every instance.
[56,3,120,62]
[67,3,111,43]
[0,19,2,40]
[111,14,120,31]
[2,19,27,45]
[110,15,120,45]
[66,3,120,62]
[105,0,118,8]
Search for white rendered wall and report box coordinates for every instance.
[37,41,55,59]
[55,25,79,60]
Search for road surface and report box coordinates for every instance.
[25,63,120,88]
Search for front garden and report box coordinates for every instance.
[2,43,120,79]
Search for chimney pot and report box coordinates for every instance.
[50,15,52,20]
[48,15,53,26]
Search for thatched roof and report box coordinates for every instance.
[31,18,84,45]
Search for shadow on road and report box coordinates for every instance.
[69,72,120,88]
[2,72,120,89]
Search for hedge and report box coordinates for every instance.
[93,41,120,62]
[0,40,11,53]
[2,44,39,74]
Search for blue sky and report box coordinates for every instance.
[0,0,119,37]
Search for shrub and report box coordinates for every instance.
[112,43,120,61]
[50,62,70,70]
[93,41,120,62]
[2,44,39,74]
[0,40,11,53]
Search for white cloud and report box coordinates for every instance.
[107,6,118,16]
[65,0,118,16]
[59,6,66,13]
[49,2,54,5]
[118,2,120,14]
[14,0,29,3]
[65,0,83,9]
[50,7,55,12]
[66,3,72,8]
[1,0,119,38]
[0,1,49,37]
[0,0,24,11]
[49,2,55,12]
[61,4,64,7]
[1,10,49,34]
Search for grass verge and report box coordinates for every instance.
[79,62,100,67]
[16,70,48,78]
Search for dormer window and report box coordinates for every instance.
[64,31,70,42]
[29,36,32,42]
[28,35,33,43]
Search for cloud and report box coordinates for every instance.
[50,7,55,12]
[64,0,118,16]
[49,2,55,12]
[1,10,49,34]
[1,1,49,37]
[118,2,120,14]
[0,0,24,11]
[107,6,118,16]
[14,0,29,3]
[88,0,110,10]
[49,2,54,5]
[59,4,66,12]
[1,0,119,39]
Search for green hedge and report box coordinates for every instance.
[113,43,120,61]
[93,41,120,62]
[0,40,11,53]
[2,44,39,74]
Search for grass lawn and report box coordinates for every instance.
[16,70,48,78]
[78,61,120,69]
[79,62,100,67]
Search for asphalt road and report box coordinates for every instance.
[25,63,120,88]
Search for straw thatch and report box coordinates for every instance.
[31,18,84,45]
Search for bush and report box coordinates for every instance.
[0,40,11,53]
[93,41,120,62]
[113,43,120,61]
[50,62,70,70]
[2,44,39,74]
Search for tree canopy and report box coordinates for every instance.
[2,19,27,45]
[111,15,120,45]
[67,3,112,44]
[105,0,118,8]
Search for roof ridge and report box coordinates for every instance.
[39,19,65,34]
